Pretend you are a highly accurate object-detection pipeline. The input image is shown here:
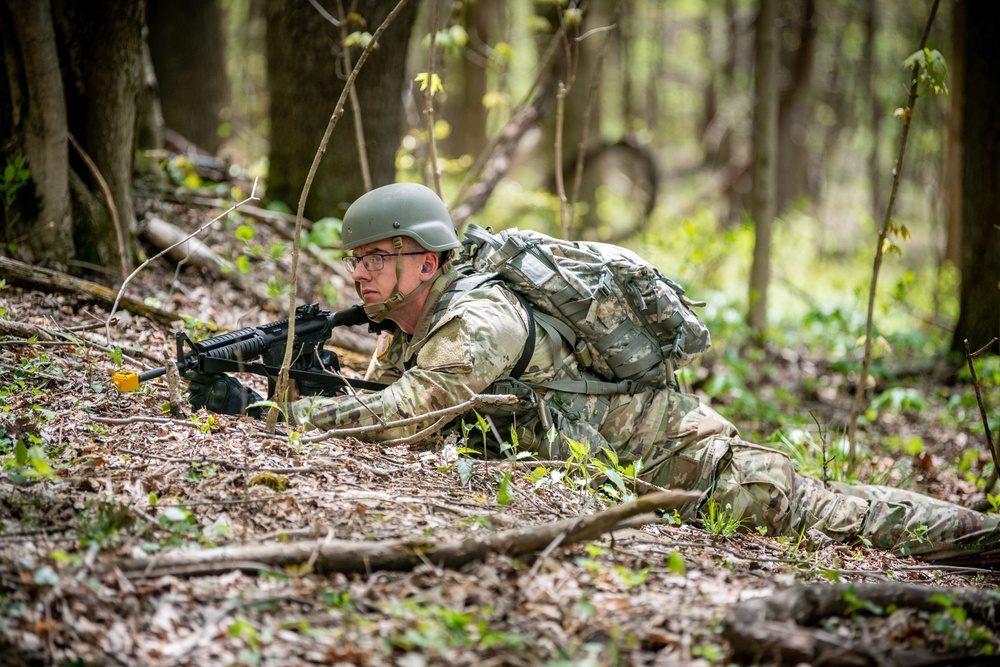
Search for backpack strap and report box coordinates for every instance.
[507,290,536,381]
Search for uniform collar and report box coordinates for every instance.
[408,267,462,344]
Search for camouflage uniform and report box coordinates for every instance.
[289,268,1000,563]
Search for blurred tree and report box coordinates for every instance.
[146,0,231,155]
[747,0,779,333]
[952,0,1000,356]
[944,0,964,269]
[265,0,420,220]
[441,0,498,160]
[0,0,142,278]
[775,0,816,214]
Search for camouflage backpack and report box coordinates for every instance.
[453,224,711,392]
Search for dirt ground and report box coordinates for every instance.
[2,194,999,666]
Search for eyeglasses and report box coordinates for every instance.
[342,251,427,272]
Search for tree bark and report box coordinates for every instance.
[442,0,494,160]
[944,0,965,270]
[146,0,230,155]
[952,0,1000,356]
[747,0,779,333]
[266,0,420,221]
[55,0,143,275]
[724,582,1000,666]
[1,0,74,268]
[775,0,816,214]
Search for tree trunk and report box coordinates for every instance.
[266,0,420,221]
[747,0,779,333]
[944,0,965,270]
[952,0,1000,356]
[1,0,74,268]
[146,0,230,155]
[63,0,142,275]
[442,0,494,160]
[775,0,816,214]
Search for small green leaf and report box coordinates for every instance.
[498,471,514,506]
[667,550,686,576]
[457,458,475,486]
[602,467,625,494]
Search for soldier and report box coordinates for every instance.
[188,182,1000,565]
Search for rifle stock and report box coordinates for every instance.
[113,304,387,396]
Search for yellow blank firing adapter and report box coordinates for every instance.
[113,370,140,392]
[113,367,168,392]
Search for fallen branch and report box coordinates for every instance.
[0,319,56,341]
[0,256,181,325]
[723,582,1000,666]
[113,489,699,578]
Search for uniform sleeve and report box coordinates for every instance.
[287,286,529,440]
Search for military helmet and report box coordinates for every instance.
[341,183,461,252]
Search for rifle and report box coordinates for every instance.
[112,303,388,397]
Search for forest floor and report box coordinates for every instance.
[1,190,999,666]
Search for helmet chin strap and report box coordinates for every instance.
[356,237,450,323]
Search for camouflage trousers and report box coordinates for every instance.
[639,403,1000,563]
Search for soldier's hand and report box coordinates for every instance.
[295,349,348,398]
[186,371,266,418]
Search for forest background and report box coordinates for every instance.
[2,0,1000,664]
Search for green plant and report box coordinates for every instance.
[496,470,515,506]
[456,411,493,486]
[699,497,741,537]
[153,504,208,548]
[987,493,1000,514]
[897,524,932,558]
[1,428,57,484]
[188,413,221,433]
[591,448,643,504]
[380,597,531,657]
[78,498,133,548]
[926,593,996,654]
[1,154,30,209]
[227,616,266,665]
[869,387,928,416]
[841,585,889,619]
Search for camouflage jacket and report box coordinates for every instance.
[287,267,736,483]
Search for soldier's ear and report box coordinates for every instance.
[419,253,438,279]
